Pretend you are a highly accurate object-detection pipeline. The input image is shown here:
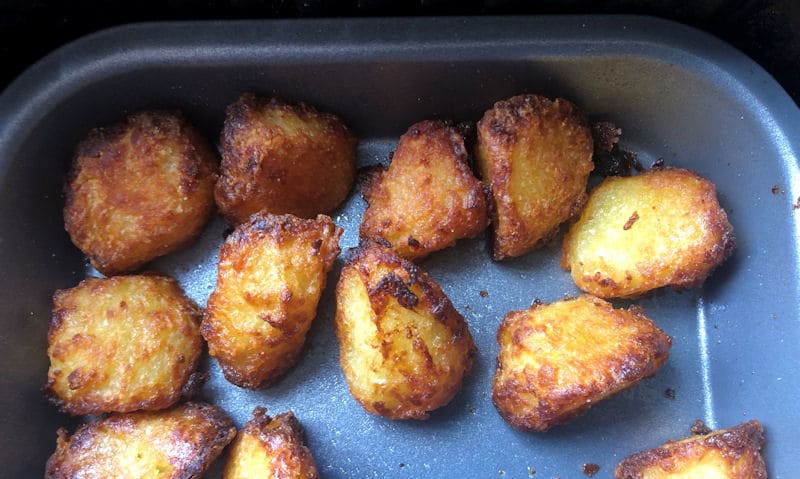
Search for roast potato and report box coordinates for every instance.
[562,167,735,298]
[64,110,217,275]
[215,94,357,223]
[45,402,236,479]
[476,94,594,260]
[44,275,203,416]
[492,294,671,431]
[202,212,342,389]
[615,420,767,478]
[360,120,488,260]
[335,241,476,420]
[223,407,318,479]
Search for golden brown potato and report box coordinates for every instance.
[476,94,594,260]
[492,295,671,431]
[615,420,767,479]
[359,120,488,260]
[223,407,318,479]
[335,241,476,420]
[202,212,342,389]
[45,402,236,479]
[44,275,203,416]
[215,94,357,223]
[562,168,735,298]
[64,110,217,275]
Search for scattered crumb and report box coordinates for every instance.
[651,158,666,170]
[793,196,800,209]
[690,419,712,435]
[591,121,621,154]
[771,184,782,195]
[498,469,505,476]
[479,290,489,298]
[527,466,537,477]
[591,121,643,177]
[622,211,639,230]
[463,305,472,311]
[399,463,405,468]
[531,298,543,307]
[663,388,676,399]
[582,463,600,477]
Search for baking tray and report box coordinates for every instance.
[1,15,798,478]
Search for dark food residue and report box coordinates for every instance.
[479,290,489,298]
[591,121,643,177]
[582,463,600,477]
[663,388,676,399]
[690,419,712,435]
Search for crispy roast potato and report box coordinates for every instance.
[223,407,318,479]
[562,168,735,298]
[359,120,489,260]
[44,275,203,416]
[615,420,767,478]
[45,402,236,479]
[335,241,476,420]
[64,110,217,275]
[215,94,357,223]
[476,94,594,260]
[202,212,342,389]
[492,295,671,431]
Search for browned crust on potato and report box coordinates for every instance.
[214,94,357,223]
[561,167,736,298]
[64,110,217,275]
[476,94,594,260]
[359,120,489,260]
[335,241,476,420]
[615,420,767,478]
[223,407,318,478]
[45,402,236,479]
[202,212,342,389]
[44,275,203,416]
[492,295,671,431]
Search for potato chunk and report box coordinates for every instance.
[215,94,357,223]
[492,295,671,431]
[223,407,318,479]
[360,120,488,260]
[202,213,342,389]
[64,110,217,275]
[45,402,236,479]
[615,420,767,478]
[562,168,735,298]
[335,242,476,419]
[476,94,594,260]
[44,275,203,416]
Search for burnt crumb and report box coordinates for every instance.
[663,388,676,399]
[591,121,643,177]
[651,157,666,170]
[527,466,537,477]
[690,419,712,435]
[622,211,639,230]
[582,463,600,477]
[399,463,406,468]
[771,183,782,195]
[479,290,489,298]
[591,121,621,154]
[531,298,543,307]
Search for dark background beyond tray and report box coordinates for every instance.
[2,0,800,106]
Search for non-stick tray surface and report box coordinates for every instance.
[0,16,798,478]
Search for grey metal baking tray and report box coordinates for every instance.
[0,15,798,478]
